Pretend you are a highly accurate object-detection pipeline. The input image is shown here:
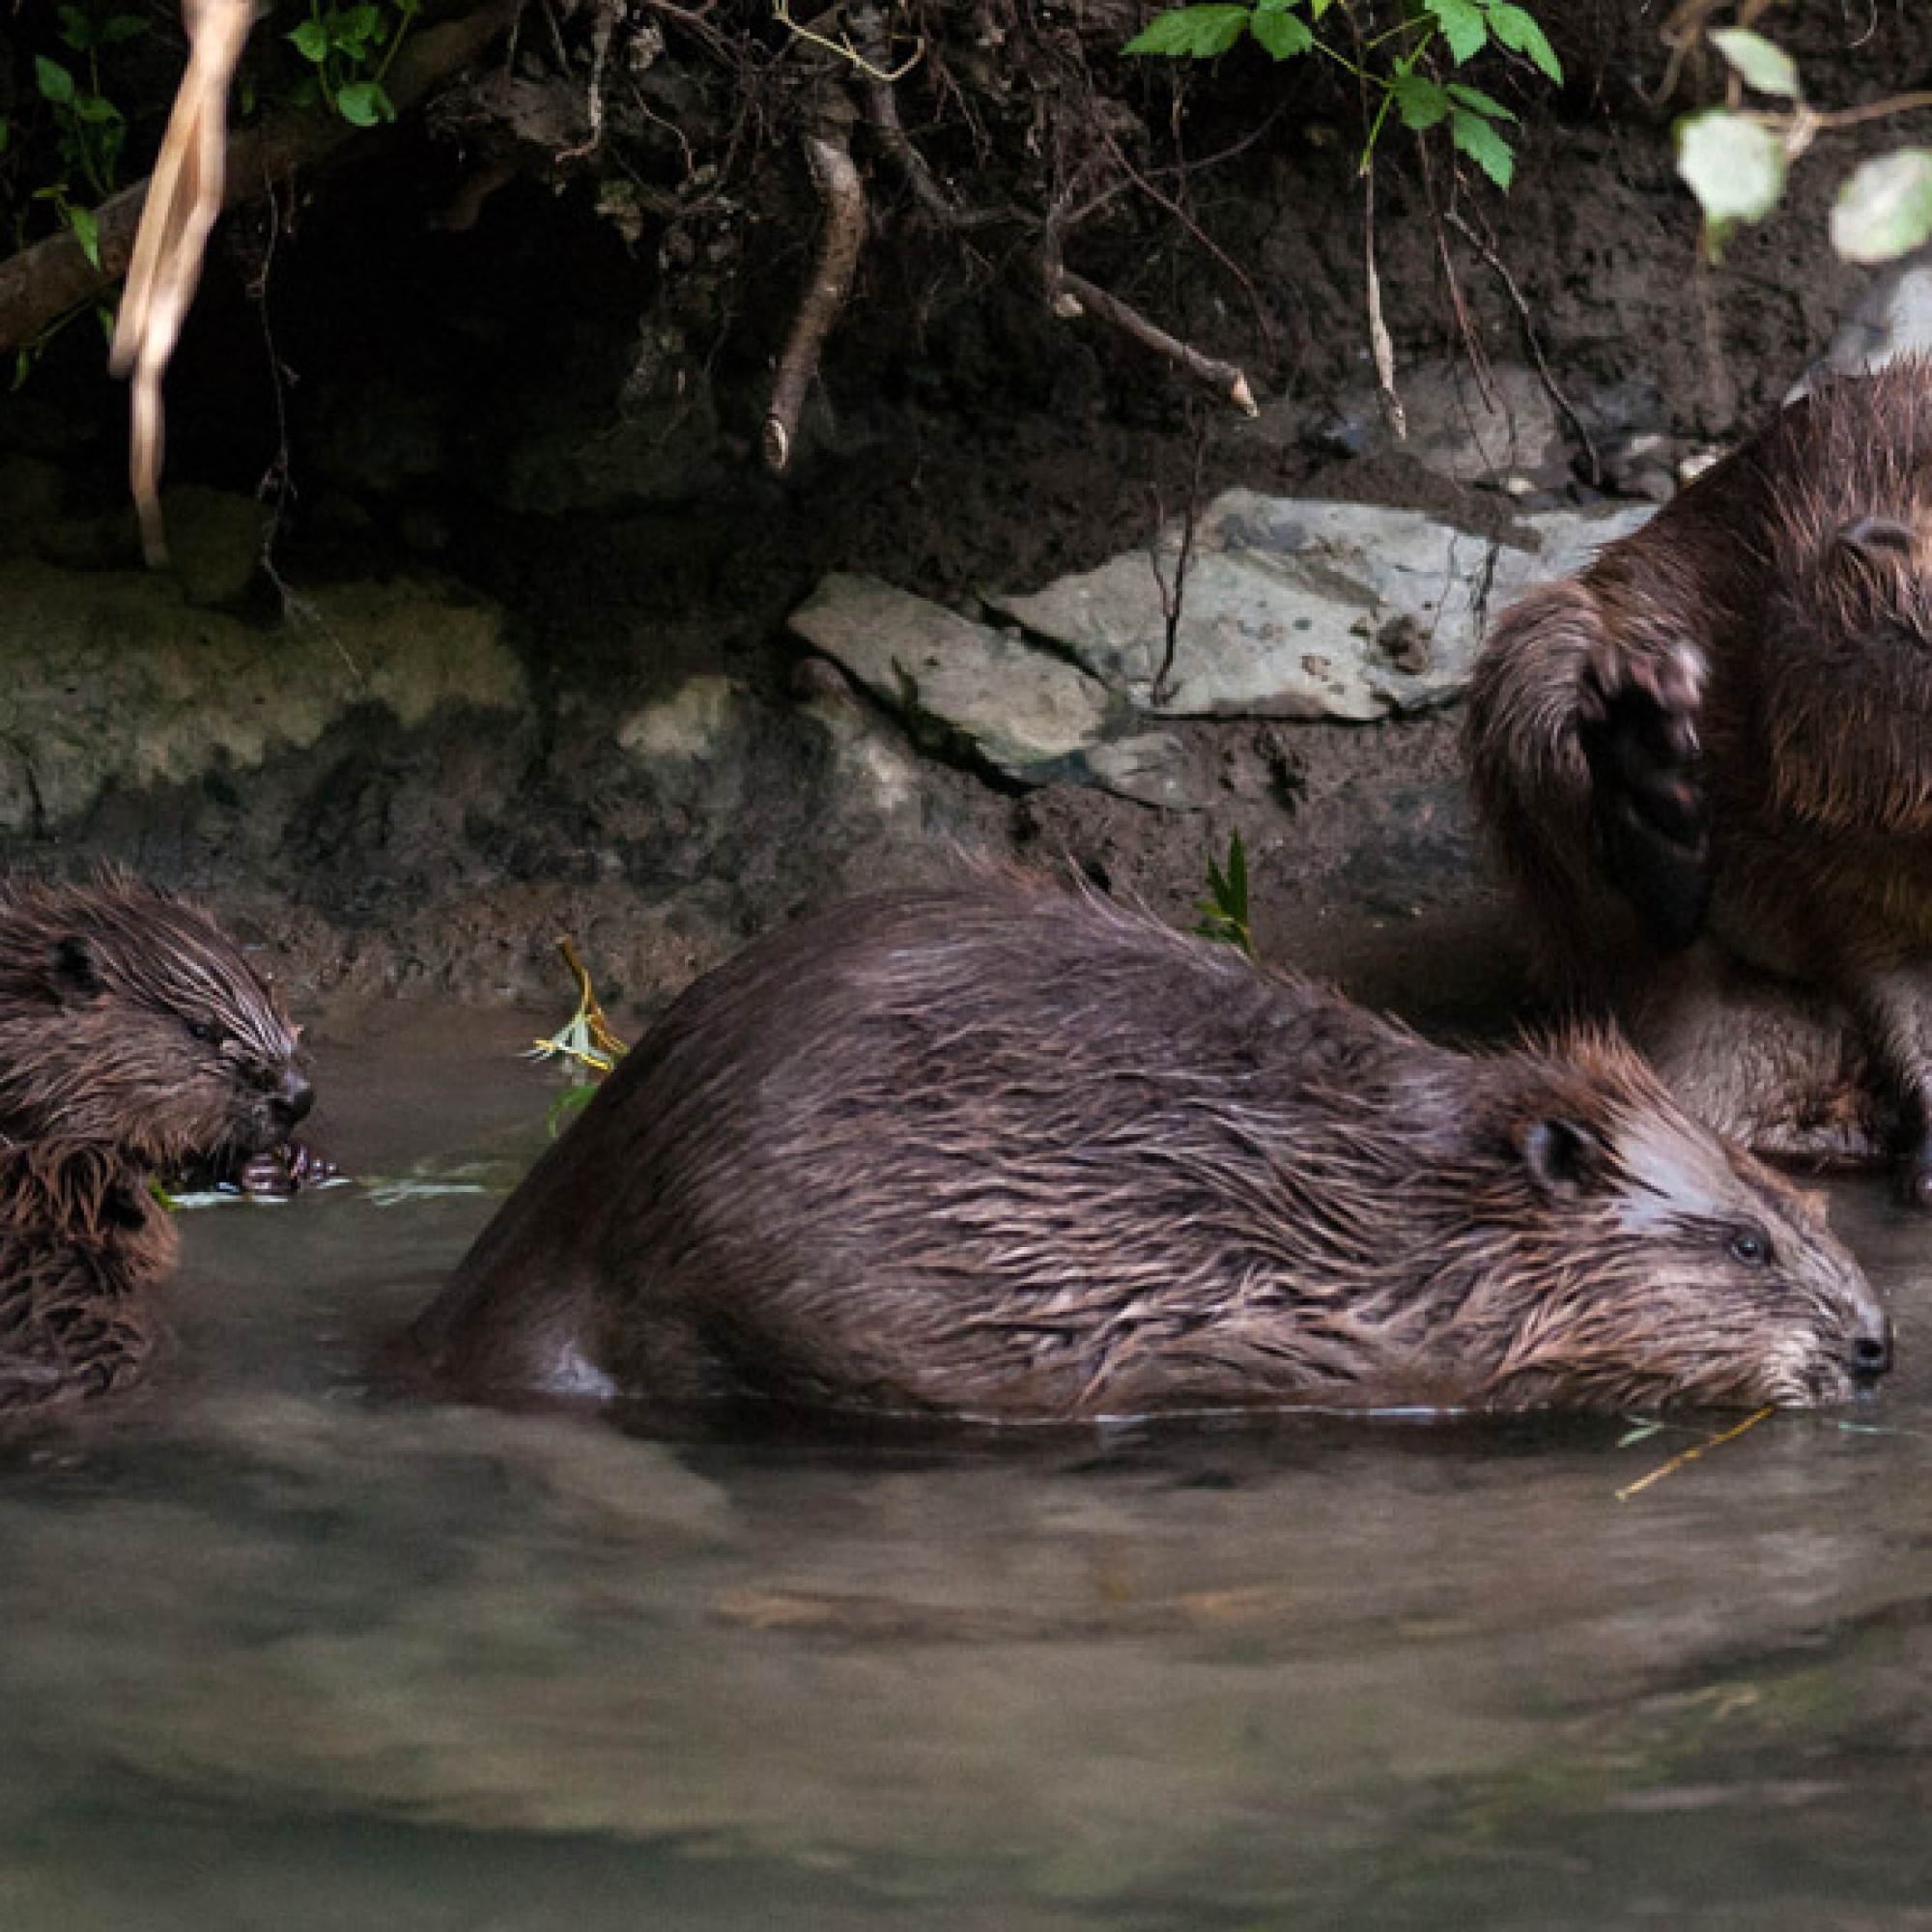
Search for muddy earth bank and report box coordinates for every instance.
[0,2,1921,1034]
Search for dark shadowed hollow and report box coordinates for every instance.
[1,1003,1931,1930]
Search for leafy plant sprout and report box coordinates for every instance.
[1124,0,1563,191]
[1197,831,1257,959]
[286,0,421,128]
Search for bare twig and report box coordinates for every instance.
[1094,121,1280,363]
[773,0,922,82]
[1148,404,1208,707]
[762,122,867,473]
[1051,269,1257,416]
[1363,168,1403,440]
[1445,205,1602,486]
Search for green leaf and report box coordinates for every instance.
[1451,104,1515,187]
[1391,73,1451,131]
[334,3,384,50]
[334,80,393,126]
[72,92,124,125]
[1484,2,1562,83]
[1832,148,1932,265]
[34,57,76,106]
[289,18,330,62]
[67,203,99,270]
[1124,4,1254,56]
[100,15,149,43]
[1250,7,1314,57]
[1424,0,1488,64]
[1674,109,1786,226]
[1709,27,1800,100]
[56,4,92,50]
[1447,80,1515,121]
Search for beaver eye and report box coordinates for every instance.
[185,1018,222,1046]
[1729,1228,1771,1265]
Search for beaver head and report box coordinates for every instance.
[1457,1030,1889,1412]
[0,872,311,1170]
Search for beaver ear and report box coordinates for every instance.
[1518,1116,1610,1199]
[47,935,103,1002]
[1835,514,1917,565]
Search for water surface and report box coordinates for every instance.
[4,1009,1931,1929]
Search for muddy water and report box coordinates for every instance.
[3,1009,1932,1930]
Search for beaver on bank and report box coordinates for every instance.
[0,872,315,1414]
[1466,356,1932,1198]
[412,875,1889,1423]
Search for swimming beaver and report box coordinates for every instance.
[0,871,315,1414]
[1466,356,1932,1199]
[412,876,1890,1422]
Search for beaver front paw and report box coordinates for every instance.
[231,1139,344,1198]
[1577,641,1711,951]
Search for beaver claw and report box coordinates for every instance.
[233,1140,344,1198]
[1577,644,1711,951]
[172,1139,345,1199]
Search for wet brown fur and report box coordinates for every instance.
[412,875,1889,1423]
[1466,357,1932,1172]
[0,870,310,1416]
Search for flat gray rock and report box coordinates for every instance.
[988,490,1651,723]
[789,572,1117,784]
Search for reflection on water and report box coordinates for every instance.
[4,1008,1932,1929]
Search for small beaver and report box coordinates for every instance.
[0,871,315,1415]
[411,876,1889,1423]
[1466,356,1932,1197]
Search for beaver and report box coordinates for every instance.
[0,871,316,1415]
[1465,355,1932,1198]
[411,875,1890,1423]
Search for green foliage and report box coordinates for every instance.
[1124,0,1562,190]
[285,0,421,127]
[1674,14,1932,264]
[1197,831,1256,958]
[1833,149,1932,266]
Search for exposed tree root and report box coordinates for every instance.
[1052,269,1257,417]
[762,120,867,475]
[110,0,253,567]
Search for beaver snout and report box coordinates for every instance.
[267,1068,314,1131]
[1848,1305,1894,1388]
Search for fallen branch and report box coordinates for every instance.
[0,0,525,359]
[762,123,867,474]
[1050,268,1257,417]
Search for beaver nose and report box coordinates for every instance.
[270,1069,314,1128]
[1849,1310,1894,1386]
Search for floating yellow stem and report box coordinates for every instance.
[1615,1406,1774,1502]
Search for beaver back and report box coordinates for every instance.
[415,876,1887,1422]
